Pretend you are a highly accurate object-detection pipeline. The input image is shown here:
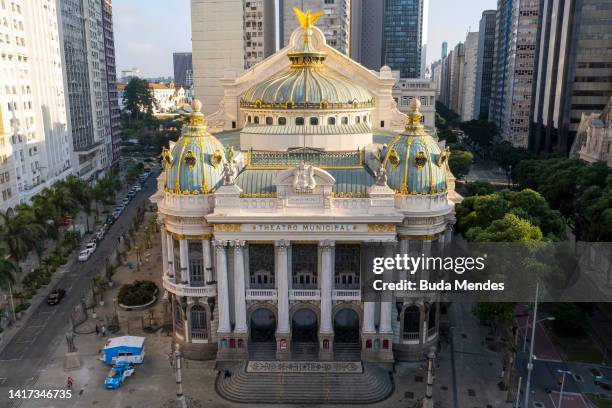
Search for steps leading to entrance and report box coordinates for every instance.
[333,342,361,361]
[215,361,394,404]
[248,342,276,360]
[291,342,319,360]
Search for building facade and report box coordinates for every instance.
[282,0,350,55]
[152,16,460,371]
[461,32,479,122]
[571,97,612,167]
[58,0,113,179]
[530,0,612,153]
[474,10,496,120]
[449,43,465,115]
[392,78,436,129]
[441,41,448,59]
[191,0,276,115]
[173,52,193,89]
[0,0,74,212]
[382,0,426,78]
[102,0,120,164]
[349,0,384,71]
[490,0,539,147]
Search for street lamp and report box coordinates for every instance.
[557,369,572,408]
[523,282,539,408]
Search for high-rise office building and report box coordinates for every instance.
[474,10,496,120]
[191,0,276,114]
[490,0,539,147]
[382,0,427,78]
[102,0,121,164]
[282,0,350,55]
[58,0,113,178]
[461,32,479,121]
[449,42,465,115]
[441,41,448,59]
[350,0,384,71]
[530,0,612,153]
[173,52,193,89]
[0,0,74,211]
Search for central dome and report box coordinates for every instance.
[240,21,374,110]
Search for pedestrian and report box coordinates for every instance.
[101,325,106,336]
[66,377,73,389]
[95,324,99,336]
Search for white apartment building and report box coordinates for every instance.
[392,77,436,129]
[461,32,479,121]
[0,0,73,212]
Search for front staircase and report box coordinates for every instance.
[248,342,276,360]
[333,342,361,361]
[215,361,394,404]
[291,342,319,360]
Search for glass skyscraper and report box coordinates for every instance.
[382,0,425,78]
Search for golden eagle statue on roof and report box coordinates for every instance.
[293,7,324,29]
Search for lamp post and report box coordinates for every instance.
[557,369,572,408]
[422,346,437,408]
[173,343,187,408]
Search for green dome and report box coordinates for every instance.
[381,100,449,195]
[240,28,374,110]
[163,102,229,194]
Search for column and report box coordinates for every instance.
[202,238,213,284]
[422,238,432,281]
[319,240,334,334]
[363,302,376,333]
[379,242,394,334]
[160,227,168,276]
[179,239,189,284]
[275,240,290,333]
[214,240,231,333]
[399,238,409,282]
[444,225,453,244]
[167,235,175,278]
[232,240,247,333]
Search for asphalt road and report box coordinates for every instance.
[0,171,159,406]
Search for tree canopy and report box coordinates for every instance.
[459,119,498,154]
[449,149,473,179]
[122,78,155,119]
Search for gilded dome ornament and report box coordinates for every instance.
[211,150,223,168]
[184,150,197,171]
[161,147,173,169]
[387,149,401,168]
[415,151,427,170]
[437,148,450,167]
[293,7,324,30]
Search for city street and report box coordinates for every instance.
[0,171,159,407]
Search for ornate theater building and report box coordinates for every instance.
[152,10,461,395]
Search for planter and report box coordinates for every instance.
[118,292,157,311]
[99,300,105,307]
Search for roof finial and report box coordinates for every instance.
[293,7,324,29]
[192,99,202,113]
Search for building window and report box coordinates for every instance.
[278,117,287,125]
[334,244,360,289]
[292,244,318,288]
[296,117,304,126]
[341,117,348,125]
[249,244,274,288]
[190,305,207,340]
[403,306,420,340]
[310,117,319,126]
[356,116,361,124]
[188,242,204,286]
[380,120,385,128]
[254,116,260,124]
[327,117,336,125]
[265,116,273,125]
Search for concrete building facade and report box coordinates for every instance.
[349,0,384,71]
[530,0,612,153]
[173,52,193,89]
[449,43,465,115]
[392,78,436,129]
[474,10,496,120]
[191,0,276,115]
[102,0,120,164]
[461,32,479,121]
[382,0,426,78]
[0,0,74,212]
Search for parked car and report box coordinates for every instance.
[78,250,91,262]
[85,242,96,253]
[133,185,142,192]
[95,229,105,242]
[122,197,129,205]
[591,368,605,384]
[47,289,66,305]
[104,361,135,389]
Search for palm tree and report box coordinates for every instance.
[0,209,46,263]
[0,253,17,290]
[63,176,94,231]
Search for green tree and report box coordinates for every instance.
[493,141,534,175]
[123,77,154,120]
[0,209,46,263]
[460,119,498,156]
[449,149,473,179]
[550,303,590,338]
[0,254,17,290]
[472,303,515,350]
[465,181,496,196]
[465,213,544,242]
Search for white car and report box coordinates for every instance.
[85,242,96,253]
[133,185,141,192]
[78,250,91,262]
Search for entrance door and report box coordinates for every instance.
[291,308,318,360]
[250,308,276,342]
[333,309,360,343]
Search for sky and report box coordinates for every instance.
[113,0,497,78]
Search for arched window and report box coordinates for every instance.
[356,116,361,124]
[265,116,273,125]
[254,116,260,124]
[188,242,204,286]
[247,115,252,123]
[403,306,420,340]
[296,117,304,126]
[191,305,207,339]
[278,117,287,125]
[341,117,348,125]
[363,115,367,122]
[310,117,319,125]
[327,117,336,125]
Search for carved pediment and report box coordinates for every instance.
[273,163,335,200]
